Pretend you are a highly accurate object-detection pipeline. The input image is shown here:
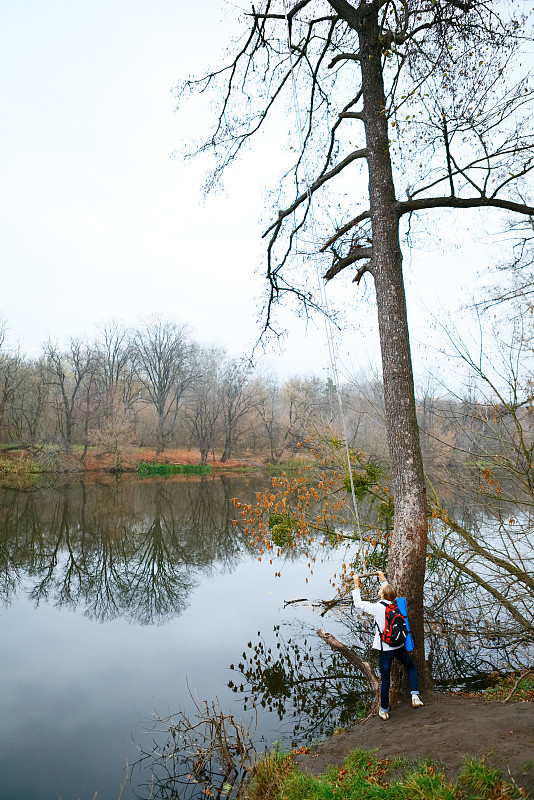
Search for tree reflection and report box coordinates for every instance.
[228,624,372,746]
[125,486,198,624]
[227,585,534,748]
[0,476,257,623]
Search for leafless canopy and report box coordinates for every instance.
[177,0,534,330]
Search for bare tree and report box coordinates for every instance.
[44,338,94,451]
[91,393,136,471]
[78,367,101,461]
[421,312,534,645]
[254,374,326,461]
[179,0,534,687]
[219,358,257,462]
[0,343,24,443]
[185,348,223,463]
[132,316,195,454]
[94,320,136,414]
[10,359,49,444]
[284,376,328,446]
[255,375,291,463]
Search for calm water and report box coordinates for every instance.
[0,475,352,800]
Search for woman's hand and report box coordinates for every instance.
[377,570,386,583]
[353,575,361,589]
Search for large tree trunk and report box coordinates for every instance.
[0,395,7,443]
[221,435,232,462]
[156,411,165,455]
[356,3,429,691]
[64,408,73,451]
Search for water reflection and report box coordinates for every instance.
[228,624,371,744]
[0,475,256,624]
[2,475,531,800]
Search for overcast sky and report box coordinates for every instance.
[0,0,509,388]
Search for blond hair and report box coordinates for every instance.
[381,583,397,601]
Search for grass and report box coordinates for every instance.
[266,457,315,476]
[461,671,534,703]
[0,459,35,475]
[0,453,42,481]
[484,673,534,703]
[246,749,524,800]
[137,462,212,476]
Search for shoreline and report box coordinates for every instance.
[0,445,268,477]
[292,693,534,797]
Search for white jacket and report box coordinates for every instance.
[351,582,402,651]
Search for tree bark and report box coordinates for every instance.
[354,2,429,689]
[156,409,165,455]
[221,435,232,462]
[63,393,73,451]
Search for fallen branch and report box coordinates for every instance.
[317,628,380,702]
[503,670,533,704]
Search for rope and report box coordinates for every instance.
[281,0,366,569]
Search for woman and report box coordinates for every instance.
[353,570,424,720]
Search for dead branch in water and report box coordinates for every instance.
[317,627,380,713]
[135,688,258,798]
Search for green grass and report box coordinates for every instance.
[226,465,260,473]
[0,454,41,478]
[137,462,212,476]
[246,749,523,800]
[266,457,315,476]
[462,672,534,703]
[484,674,534,702]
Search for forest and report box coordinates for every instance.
[0,308,532,481]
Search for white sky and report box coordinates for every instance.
[0,0,514,388]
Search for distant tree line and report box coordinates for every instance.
[0,315,362,464]
[1,313,533,480]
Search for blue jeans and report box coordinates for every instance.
[379,646,419,711]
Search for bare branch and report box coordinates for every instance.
[339,110,364,120]
[317,628,380,692]
[323,248,373,281]
[354,262,372,284]
[328,52,361,68]
[503,670,534,704]
[396,196,534,218]
[442,113,455,198]
[326,0,364,30]
[248,0,311,22]
[389,20,434,45]
[262,148,368,238]
[320,210,372,251]
[428,543,533,633]
[407,145,534,201]
[434,510,534,594]
[445,0,475,10]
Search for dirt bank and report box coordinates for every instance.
[294,693,534,796]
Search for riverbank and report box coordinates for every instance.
[0,445,266,476]
[290,693,534,798]
[82,446,263,473]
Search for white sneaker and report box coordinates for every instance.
[378,709,390,720]
[412,695,424,707]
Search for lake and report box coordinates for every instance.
[0,474,358,800]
